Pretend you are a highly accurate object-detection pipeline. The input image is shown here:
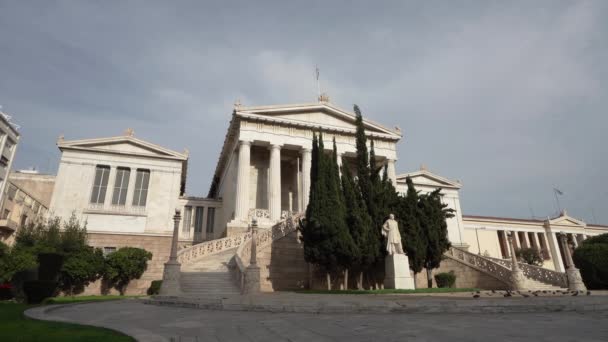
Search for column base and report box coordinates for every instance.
[159,260,181,296]
[510,269,527,291]
[566,267,587,292]
[384,254,415,290]
[243,265,261,294]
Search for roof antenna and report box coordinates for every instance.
[315,66,321,100]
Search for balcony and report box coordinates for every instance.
[84,203,147,217]
[0,218,19,232]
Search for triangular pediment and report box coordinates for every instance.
[236,102,402,139]
[549,213,586,227]
[58,136,188,160]
[396,170,462,189]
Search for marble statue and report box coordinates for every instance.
[382,214,404,255]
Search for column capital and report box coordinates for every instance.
[301,146,312,153]
[239,140,252,146]
[269,143,282,150]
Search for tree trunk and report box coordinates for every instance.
[326,272,331,291]
[357,272,363,290]
[426,268,433,288]
[412,272,418,289]
[344,269,349,290]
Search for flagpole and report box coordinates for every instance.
[553,188,562,215]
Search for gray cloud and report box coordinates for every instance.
[1,1,606,223]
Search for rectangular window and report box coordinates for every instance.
[90,165,110,204]
[194,206,204,233]
[2,209,10,220]
[111,167,131,205]
[103,247,116,256]
[20,214,27,227]
[182,206,192,234]
[205,207,215,234]
[132,169,150,207]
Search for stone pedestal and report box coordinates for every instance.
[510,268,527,291]
[566,267,587,292]
[243,265,261,294]
[384,254,415,289]
[159,260,181,296]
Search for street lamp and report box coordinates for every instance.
[474,227,486,255]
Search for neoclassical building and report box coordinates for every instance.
[45,99,607,294]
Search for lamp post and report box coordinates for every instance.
[558,232,587,292]
[474,227,486,255]
[160,209,182,296]
[243,218,261,294]
[507,231,526,290]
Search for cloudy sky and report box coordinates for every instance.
[1,1,606,223]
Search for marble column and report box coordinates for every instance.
[386,159,397,185]
[269,144,282,221]
[548,232,565,272]
[234,140,251,222]
[301,148,311,212]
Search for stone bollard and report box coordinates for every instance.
[243,218,261,295]
[160,209,182,296]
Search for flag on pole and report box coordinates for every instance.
[554,188,564,195]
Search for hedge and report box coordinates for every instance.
[147,280,162,295]
[23,280,58,304]
[573,242,608,289]
[434,271,456,288]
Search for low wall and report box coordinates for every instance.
[82,233,172,296]
[413,258,509,290]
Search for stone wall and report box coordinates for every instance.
[413,258,509,290]
[82,233,171,295]
[256,233,509,291]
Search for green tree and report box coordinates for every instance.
[573,234,608,289]
[60,246,105,295]
[103,247,152,295]
[419,189,454,288]
[396,177,427,281]
[0,242,37,283]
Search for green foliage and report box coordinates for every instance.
[396,177,426,274]
[515,247,544,266]
[60,247,105,295]
[434,271,456,288]
[147,280,162,295]
[37,253,64,281]
[23,280,58,303]
[0,243,37,283]
[103,247,152,295]
[573,234,608,289]
[300,134,356,278]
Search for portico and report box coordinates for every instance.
[214,100,402,235]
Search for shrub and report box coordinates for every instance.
[60,246,105,295]
[434,271,456,288]
[515,247,543,266]
[573,238,608,289]
[23,280,58,304]
[104,247,152,295]
[38,253,64,281]
[147,280,162,295]
[0,247,37,283]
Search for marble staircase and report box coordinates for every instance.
[179,248,241,297]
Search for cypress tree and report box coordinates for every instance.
[420,189,454,288]
[354,105,372,210]
[397,177,427,281]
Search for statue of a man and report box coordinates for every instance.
[382,214,404,255]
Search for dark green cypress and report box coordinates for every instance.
[397,177,427,277]
[420,189,454,288]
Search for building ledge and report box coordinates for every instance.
[0,219,19,231]
[83,204,147,217]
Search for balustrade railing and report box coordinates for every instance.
[445,247,513,285]
[248,208,270,220]
[234,212,304,292]
[177,231,251,264]
[487,256,568,288]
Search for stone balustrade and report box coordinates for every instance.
[234,212,304,292]
[177,231,251,264]
[487,256,568,288]
[445,247,513,285]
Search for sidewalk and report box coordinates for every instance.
[146,290,608,314]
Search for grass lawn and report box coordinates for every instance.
[0,299,135,341]
[297,288,479,295]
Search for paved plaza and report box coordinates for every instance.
[28,300,608,342]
